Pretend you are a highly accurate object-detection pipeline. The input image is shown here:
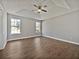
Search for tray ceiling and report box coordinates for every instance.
[0,0,79,20]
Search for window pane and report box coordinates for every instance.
[11,19,15,26]
[36,22,40,32]
[11,19,21,34]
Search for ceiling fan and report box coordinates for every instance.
[33,4,47,13]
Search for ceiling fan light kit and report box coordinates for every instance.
[38,9,41,12]
[33,4,47,13]
[32,0,47,13]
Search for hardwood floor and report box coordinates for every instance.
[0,36,79,59]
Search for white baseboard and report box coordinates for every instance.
[8,35,41,41]
[0,40,7,50]
[0,35,41,50]
[43,35,79,45]
[0,48,4,50]
[2,35,79,50]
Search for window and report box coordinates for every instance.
[36,21,41,32]
[11,18,21,34]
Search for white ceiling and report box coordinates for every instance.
[0,0,79,20]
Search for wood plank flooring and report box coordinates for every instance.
[0,36,79,59]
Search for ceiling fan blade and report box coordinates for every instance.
[34,4,38,7]
[32,10,38,12]
[41,9,47,12]
[44,5,47,7]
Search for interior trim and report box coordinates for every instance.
[45,8,79,20]
[0,48,4,50]
[8,35,41,41]
[0,35,41,50]
[0,41,7,50]
[43,35,79,45]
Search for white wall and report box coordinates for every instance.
[0,13,3,48]
[0,10,7,49]
[8,14,41,40]
[42,10,79,43]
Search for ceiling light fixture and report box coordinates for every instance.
[32,0,47,13]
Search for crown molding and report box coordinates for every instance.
[52,0,70,9]
[44,8,79,20]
